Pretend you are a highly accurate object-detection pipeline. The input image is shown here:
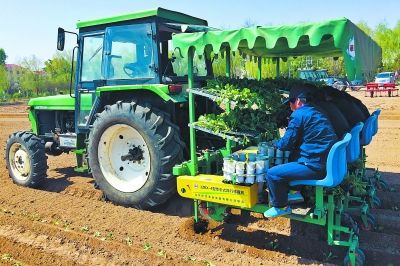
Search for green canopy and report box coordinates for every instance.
[172,18,381,80]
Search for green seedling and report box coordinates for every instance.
[322,251,338,262]
[269,240,279,250]
[156,249,166,258]
[106,232,114,240]
[93,231,101,238]
[125,237,133,247]
[63,221,72,231]
[30,213,41,221]
[80,225,90,232]
[183,255,196,262]
[143,243,152,251]
[204,261,215,266]
[1,253,13,261]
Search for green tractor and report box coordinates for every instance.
[5,8,215,209]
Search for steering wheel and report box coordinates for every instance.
[123,63,138,78]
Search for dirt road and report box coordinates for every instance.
[0,91,399,265]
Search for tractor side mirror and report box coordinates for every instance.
[57,27,65,51]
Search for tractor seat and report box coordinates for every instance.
[347,122,363,163]
[360,114,376,146]
[289,133,351,188]
[371,109,381,136]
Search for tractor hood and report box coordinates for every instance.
[28,94,91,111]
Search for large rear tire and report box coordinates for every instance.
[88,101,183,209]
[5,131,47,187]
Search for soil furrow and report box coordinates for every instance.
[0,92,398,265]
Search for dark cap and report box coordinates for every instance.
[283,85,312,104]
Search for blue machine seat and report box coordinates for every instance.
[289,133,352,188]
[347,122,363,163]
[371,109,381,136]
[360,114,376,146]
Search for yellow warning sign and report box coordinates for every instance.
[177,174,258,208]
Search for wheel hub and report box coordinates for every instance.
[98,124,151,193]
[14,149,30,175]
[121,145,144,163]
[9,144,31,180]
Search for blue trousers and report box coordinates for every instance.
[266,162,325,208]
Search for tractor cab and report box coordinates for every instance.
[73,8,213,87]
[55,8,214,133]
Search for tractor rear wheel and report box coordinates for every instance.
[5,131,47,187]
[88,101,183,209]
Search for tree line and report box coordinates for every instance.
[0,20,399,100]
[0,50,72,100]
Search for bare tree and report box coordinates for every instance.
[19,55,45,95]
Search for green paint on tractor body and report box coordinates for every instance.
[28,84,187,111]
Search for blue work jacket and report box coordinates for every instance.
[276,104,337,170]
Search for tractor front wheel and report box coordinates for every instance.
[5,131,47,187]
[88,101,183,210]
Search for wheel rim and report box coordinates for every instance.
[98,124,151,193]
[9,143,31,181]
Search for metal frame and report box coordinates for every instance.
[181,45,359,265]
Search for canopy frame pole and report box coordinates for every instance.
[187,47,198,176]
[225,47,232,154]
[276,57,280,78]
[257,57,262,81]
[225,47,231,78]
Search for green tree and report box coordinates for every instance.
[0,65,10,94]
[0,48,7,65]
[19,55,45,96]
[357,21,373,36]
[44,52,72,91]
[357,21,400,71]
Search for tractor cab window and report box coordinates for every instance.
[158,23,211,80]
[168,39,208,77]
[103,24,155,80]
[81,34,104,82]
[159,40,209,78]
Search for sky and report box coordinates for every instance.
[1,0,399,65]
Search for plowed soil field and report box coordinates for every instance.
[0,91,399,266]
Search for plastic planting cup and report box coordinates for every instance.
[258,142,268,156]
[245,175,255,184]
[256,173,265,183]
[246,162,256,175]
[231,153,239,161]
[248,153,257,162]
[238,153,247,162]
[267,147,275,158]
[235,161,246,175]
[275,149,283,165]
[223,171,233,182]
[255,160,265,174]
[236,174,245,184]
[264,158,270,171]
[223,158,236,173]
[284,151,291,164]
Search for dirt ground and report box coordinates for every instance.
[0,90,399,266]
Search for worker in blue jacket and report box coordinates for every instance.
[264,85,337,218]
